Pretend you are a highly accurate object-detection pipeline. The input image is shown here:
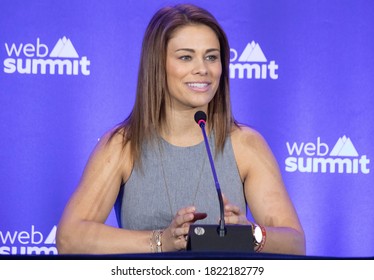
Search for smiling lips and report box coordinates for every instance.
[186,82,211,91]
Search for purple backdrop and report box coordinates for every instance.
[1,0,373,257]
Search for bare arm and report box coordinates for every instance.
[56,130,201,254]
[56,130,149,254]
[230,126,306,255]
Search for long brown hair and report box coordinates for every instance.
[112,4,237,166]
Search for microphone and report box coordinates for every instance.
[186,111,254,252]
[193,111,226,237]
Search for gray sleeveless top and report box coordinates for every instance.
[118,134,246,230]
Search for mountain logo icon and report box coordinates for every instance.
[44,226,56,244]
[49,36,79,58]
[238,41,267,63]
[329,136,359,157]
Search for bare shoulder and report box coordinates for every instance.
[231,125,271,154]
[230,124,279,180]
[88,127,133,183]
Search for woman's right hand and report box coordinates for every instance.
[162,206,205,251]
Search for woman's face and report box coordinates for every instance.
[165,24,222,112]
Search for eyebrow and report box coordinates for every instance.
[175,48,220,53]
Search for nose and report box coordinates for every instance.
[192,59,208,75]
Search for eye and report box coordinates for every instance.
[179,55,192,61]
[205,55,219,62]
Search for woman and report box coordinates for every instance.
[56,4,305,255]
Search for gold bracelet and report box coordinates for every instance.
[154,230,164,253]
[150,231,155,253]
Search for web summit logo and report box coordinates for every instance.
[230,41,279,80]
[3,36,90,75]
[285,136,370,174]
[0,225,57,255]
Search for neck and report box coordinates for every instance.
[161,109,207,147]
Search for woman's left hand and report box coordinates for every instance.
[223,194,250,225]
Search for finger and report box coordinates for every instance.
[224,214,250,225]
[224,204,241,215]
[176,206,196,216]
[173,226,190,237]
[224,215,240,225]
[222,193,229,206]
[164,226,188,251]
[222,194,234,216]
[222,194,241,214]
[170,226,189,251]
[174,238,188,250]
[177,213,196,226]
[171,206,196,227]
